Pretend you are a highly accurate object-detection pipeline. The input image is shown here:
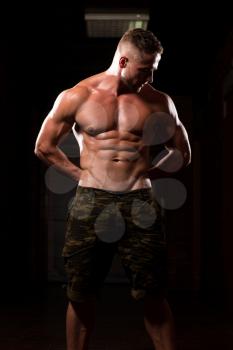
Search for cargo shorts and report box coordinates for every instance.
[62,186,167,302]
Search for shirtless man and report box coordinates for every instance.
[35,29,191,350]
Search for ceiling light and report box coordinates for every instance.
[85,8,150,38]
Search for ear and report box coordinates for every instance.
[119,56,128,68]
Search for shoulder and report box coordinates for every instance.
[142,84,178,119]
[56,71,106,104]
[50,83,91,119]
[49,73,106,120]
[77,72,106,90]
[57,83,90,105]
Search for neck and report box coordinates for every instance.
[107,49,121,75]
[105,49,140,95]
[101,72,134,96]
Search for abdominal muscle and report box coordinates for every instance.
[78,147,151,192]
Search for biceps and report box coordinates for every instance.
[37,117,71,147]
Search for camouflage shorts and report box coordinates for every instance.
[62,186,167,302]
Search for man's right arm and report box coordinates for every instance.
[34,86,88,182]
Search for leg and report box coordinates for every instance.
[66,299,96,350]
[63,188,114,349]
[144,294,176,350]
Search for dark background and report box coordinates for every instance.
[1,1,233,311]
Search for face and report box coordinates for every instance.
[120,52,161,92]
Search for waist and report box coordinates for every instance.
[76,185,154,203]
[78,185,152,195]
[79,168,151,192]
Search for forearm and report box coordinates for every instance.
[35,146,81,182]
[147,148,189,180]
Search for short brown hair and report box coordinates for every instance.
[119,28,163,55]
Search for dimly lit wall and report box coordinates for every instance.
[1,3,232,306]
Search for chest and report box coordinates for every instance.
[76,93,152,135]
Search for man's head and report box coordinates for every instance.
[116,28,163,91]
[119,28,163,57]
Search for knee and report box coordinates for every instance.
[68,299,96,327]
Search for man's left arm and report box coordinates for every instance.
[147,96,191,179]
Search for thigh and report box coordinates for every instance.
[64,240,116,302]
[118,192,167,298]
[63,187,116,301]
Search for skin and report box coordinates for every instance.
[35,40,191,350]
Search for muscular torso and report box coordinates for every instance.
[73,75,169,191]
